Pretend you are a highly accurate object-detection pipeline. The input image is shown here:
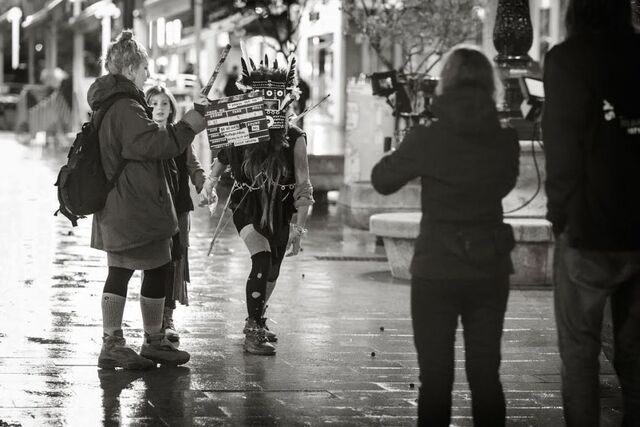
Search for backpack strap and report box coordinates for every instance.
[92,92,139,187]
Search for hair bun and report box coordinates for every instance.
[119,30,133,42]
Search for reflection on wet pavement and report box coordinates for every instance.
[0,132,622,426]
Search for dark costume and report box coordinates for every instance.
[542,31,640,426]
[207,53,314,355]
[372,84,519,426]
[219,126,306,253]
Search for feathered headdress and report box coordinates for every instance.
[236,53,300,129]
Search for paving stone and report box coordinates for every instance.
[0,132,624,425]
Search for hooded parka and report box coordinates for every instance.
[371,85,520,280]
[88,74,198,252]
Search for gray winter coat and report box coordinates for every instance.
[89,74,198,252]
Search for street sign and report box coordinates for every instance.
[205,90,270,150]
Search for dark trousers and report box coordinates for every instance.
[553,234,640,427]
[411,275,509,427]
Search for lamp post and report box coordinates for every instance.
[492,0,533,120]
[94,1,121,74]
[7,7,23,70]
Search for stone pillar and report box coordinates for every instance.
[337,80,421,229]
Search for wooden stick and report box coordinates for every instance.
[207,182,236,257]
[289,94,330,124]
[201,44,232,100]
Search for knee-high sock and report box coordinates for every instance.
[140,296,165,335]
[102,293,126,336]
[246,252,271,321]
[264,280,276,306]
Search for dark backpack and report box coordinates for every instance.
[54,93,134,227]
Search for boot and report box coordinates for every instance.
[162,307,179,342]
[140,332,190,366]
[243,318,276,355]
[98,330,154,370]
[242,305,277,342]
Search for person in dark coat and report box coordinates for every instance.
[89,30,207,369]
[542,1,640,425]
[223,65,242,97]
[371,47,520,427]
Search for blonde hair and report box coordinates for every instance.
[104,30,149,75]
[436,46,500,101]
[145,85,178,124]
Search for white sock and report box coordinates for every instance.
[102,293,126,336]
[140,296,165,335]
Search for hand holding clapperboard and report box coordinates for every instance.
[197,45,329,255]
[195,45,270,255]
[196,44,269,150]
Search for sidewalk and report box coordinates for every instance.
[0,131,623,426]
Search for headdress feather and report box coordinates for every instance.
[249,58,257,70]
[286,56,297,88]
[240,58,251,80]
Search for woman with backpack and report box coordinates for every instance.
[145,85,206,343]
[371,47,520,426]
[89,30,207,369]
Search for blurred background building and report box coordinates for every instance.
[0,0,567,137]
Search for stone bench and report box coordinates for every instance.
[369,212,554,286]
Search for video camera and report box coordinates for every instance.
[519,77,544,122]
[370,70,437,120]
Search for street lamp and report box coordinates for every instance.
[493,0,533,119]
[94,0,121,73]
[7,7,22,70]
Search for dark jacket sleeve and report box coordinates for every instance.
[371,126,428,195]
[541,46,588,235]
[505,128,521,196]
[111,99,196,161]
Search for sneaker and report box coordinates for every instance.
[98,330,155,370]
[243,317,277,342]
[162,307,179,342]
[243,319,276,355]
[140,332,190,366]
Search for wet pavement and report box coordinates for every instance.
[0,131,623,426]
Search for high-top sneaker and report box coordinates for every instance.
[243,317,277,342]
[258,317,277,342]
[243,318,276,355]
[98,330,155,370]
[140,332,190,366]
[162,307,179,342]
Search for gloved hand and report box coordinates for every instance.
[286,224,307,257]
[181,109,207,134]
[193,94,210,115]
[194,170,205,194]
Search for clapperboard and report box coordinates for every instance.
[205,90,270,150]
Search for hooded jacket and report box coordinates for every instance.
[371,85,520,279]
[89,74,198,252]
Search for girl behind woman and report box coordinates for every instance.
[371,47,520,426]
[145,86,206,343]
